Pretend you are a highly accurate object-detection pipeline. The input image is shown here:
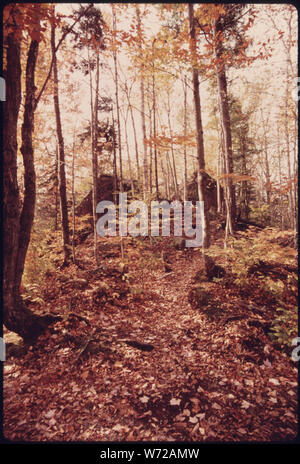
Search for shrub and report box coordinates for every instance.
[269,305,298,350]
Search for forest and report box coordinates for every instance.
[2,3,298,442]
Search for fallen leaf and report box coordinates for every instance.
[44,410,56,419]
[82,371,89,380]
[245,379,254,387]
[170,398,181,406]
[237,428,247,434]
[241,400,251,409]
[189,416,198,424]
[212,402,221,410]
[269,378,279,385]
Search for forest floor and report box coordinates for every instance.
[3,223,298,442]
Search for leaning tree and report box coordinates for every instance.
[3,4,91,342]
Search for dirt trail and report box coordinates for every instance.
[3,240,298,441]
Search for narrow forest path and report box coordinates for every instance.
[3,234,298,442]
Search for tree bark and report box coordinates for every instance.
[135,4,148,200]
[260,108,271,205]
[112,4,123,192]
[92,49,100,264]
[123,107,135,195]
[188,4,210,252]
[51,19,71,264]
[3,32,23,333]
[4,29,58,342]
[71,131,77,264]
[183,75,188,202]
[124,83,140,188]
[166,92,179,199]
[153,74,159,200]
[111,107,118,204]
[129,102,141,189]
[54,142,59,230]
[214,18,236,229]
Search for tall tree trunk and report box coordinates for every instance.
[135,4,148,200]
[71,131,76,264]
[161,160,168,198]
[123,108,135,196]
[51,19,70,265]
[166,92,179,199]
[214,18,236,230]
[217,151,222,214]
[92,49,100,264]
[276,124,284,230]
[183,75,188,202]
[129,102,140,188]
[216,69,236,229]
[16,40,39,292]
[3,33,23,334]
[153,75,159,200]
[284,59,294,230]
[151,40,159,200]
[112,5,123,192]
[4,29,57,342]
[124,83,140,188]
[214,105,224,214]
[188,4,210,253]
[54,142,59,230]
[148,100,153,197]
[111,108,118,204]
[165,158,171,199]
[166,151,176,198]
[260,108,271,205]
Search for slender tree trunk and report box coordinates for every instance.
[71,131,76,264]
[217,151,222,214]
[51,20,70,265]
[166,93,179,199]
[54,142,59,230]
[161,160,168,198]
[141,72,148,200]
[129,102,140,188]
[183,75,188,202]
[148,101,153,197]
[214,18,236,230]
[166,151,176,198]
[4,29,57,342]
[276,124,284,230]
[188,3,210,253]
[112,5,123,192]
[123,108,135,196]
[92,49,100,264]
[284,60,294,230]
[151,38,159,200]
[165,158,171,199]
[153,87,159,200]
[111,108,118,204]
[124,84,140,188]
[216,69,236,229]
[214,106,224,215]
[260,108,271,205]
[135,4,148,200]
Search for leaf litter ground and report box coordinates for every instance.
[3,227,298,441]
